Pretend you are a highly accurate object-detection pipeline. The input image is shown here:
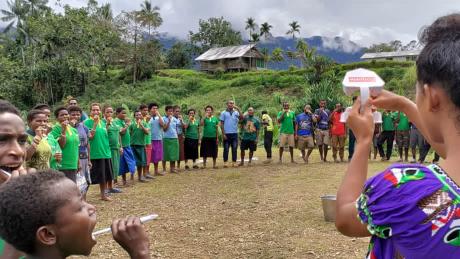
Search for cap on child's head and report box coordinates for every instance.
[0,170,68,254]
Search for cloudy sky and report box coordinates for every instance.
[1,0,458,47]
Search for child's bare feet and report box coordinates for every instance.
[101,196,112,201]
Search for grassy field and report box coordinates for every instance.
[76,149,397,259]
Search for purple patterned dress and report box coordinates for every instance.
[357,164,460,258]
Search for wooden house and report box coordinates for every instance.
[195,44,265,72]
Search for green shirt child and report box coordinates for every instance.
[130,120,149,146]
[84,118,111,159]
[185,119,200,139]
[202,116,219,138]
[50,124,80,170]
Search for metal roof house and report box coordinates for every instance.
[195,44,265,72]
[361,50,421,62]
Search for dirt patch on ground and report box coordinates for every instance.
[74,150,391,259]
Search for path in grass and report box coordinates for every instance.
[77,150,392,259]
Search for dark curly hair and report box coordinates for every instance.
[0,170,69,254]
[27,109,47,123]
[0,100,20,115]
[417,13,460,108]
[67,105,83,114]
[54,106,68,118]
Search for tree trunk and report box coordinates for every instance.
[133,30,137,84]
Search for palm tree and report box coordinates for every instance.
[260,47,270,68]
[250,33,260,43]
[139,0,163,40]
[1,0,29,33]
[97,3,113,21]
[259,22,273,40]
[286,21,301,39]
[271,47,284,63]
[245,17,257,39]
[296,39,316,68]
[25,0,48,17]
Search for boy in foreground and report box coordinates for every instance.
[0,170,151,259]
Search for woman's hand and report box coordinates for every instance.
[347,98,374,144]
[370,90,409,112]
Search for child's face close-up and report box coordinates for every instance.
[105,108,114,119]
[91,106,101,117]
[135,112,142,120]
[69,111,81,123]
[167,109,173,116]
[150,106,158,115]
[116,110,126,120]
[30,113,48,131]
[0,113,27,174]
[51,179,97,256]
[57,110,69,123]
[141,108,148,116]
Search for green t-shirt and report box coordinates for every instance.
[105,119,121,150]
[202,116,219,138]
[143,117,151,145]
[185,119,200,139]
[84,119,111,159]
[0,238,4,257]
[396,112,410,131]
[47,136,61,170]
[277,110,296,134]
[113,118,130,148]
[241,115,260,141]
[130,120,149,146]
[382,112,396,131]
[50,124,80,170]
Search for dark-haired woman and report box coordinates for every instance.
[184,109,200,170]
[50,107,80,182]
[200,105,219,169]
[336,14,460,258]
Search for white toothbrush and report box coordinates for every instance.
[92,214,158,239]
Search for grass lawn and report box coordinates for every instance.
[75,149,397,259]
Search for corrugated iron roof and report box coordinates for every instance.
[361,50,422,59]
[195,44,257,61]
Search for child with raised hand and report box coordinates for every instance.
[130,110,150,182]
[336,13,460,258]
[0,170,151,259]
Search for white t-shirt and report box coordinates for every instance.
[340,108,382,124]
[373,111,382,124]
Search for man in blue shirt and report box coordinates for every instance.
[220,100,243,167]
[314,100,331,162]
[295,105,316,163]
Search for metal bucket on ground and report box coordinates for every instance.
[321,195,336,222]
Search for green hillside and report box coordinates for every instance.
[79,60,416,118]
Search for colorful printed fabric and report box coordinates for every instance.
[357,163,460,258]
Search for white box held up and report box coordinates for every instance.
[342,68,385,116]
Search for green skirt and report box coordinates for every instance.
[163,138,179,161]
[111,149,120,178]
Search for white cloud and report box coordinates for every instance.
[0,0,458,47]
